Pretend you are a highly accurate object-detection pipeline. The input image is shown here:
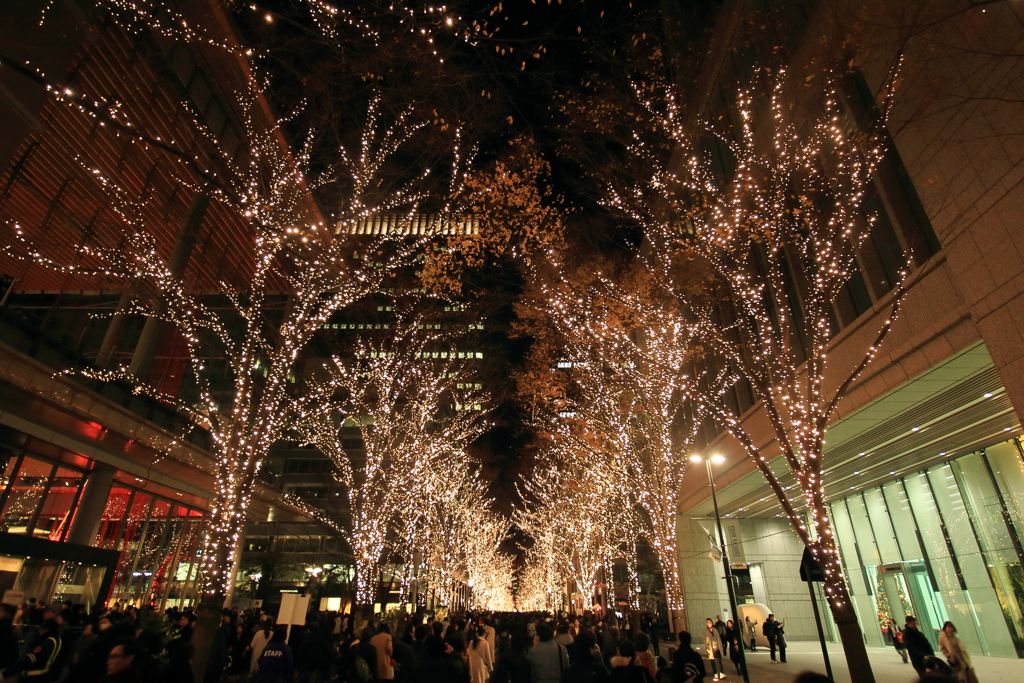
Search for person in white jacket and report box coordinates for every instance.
[248,621,274,675]
[467,625,494,683]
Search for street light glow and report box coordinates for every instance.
[711,455,726,464]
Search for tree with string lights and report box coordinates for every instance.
[596,65,904,682]
[295,315,490,610]
[528,268,700,629]
[1,0,480,614]
[515,452,629,614]
[8,87,457,605]
[515,528,568,613]
[464,513,516,611]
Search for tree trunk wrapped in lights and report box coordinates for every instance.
[296,316,490,609]
[601,66,905,683]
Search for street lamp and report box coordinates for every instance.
[691,454,750,683]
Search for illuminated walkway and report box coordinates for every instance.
[682,639,1023,683]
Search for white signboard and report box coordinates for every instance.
[0,557,24,573]
[2,589,25,606]
[278,592,310,625]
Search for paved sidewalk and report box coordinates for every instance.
[665,640,1021,683]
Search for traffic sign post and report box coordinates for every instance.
[800,548,834,681]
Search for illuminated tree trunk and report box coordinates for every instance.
[805,489,874,683]
[656,532,687,634]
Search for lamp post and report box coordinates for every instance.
[305,566,323,610]
[691,455,750,683]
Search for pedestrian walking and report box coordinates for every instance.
[702,619,726,680]
[671,631,706,683]
[527,622,569,683]
[0,618,62,682]
[724,620,744,677]
[562,631,611,683]
[903,615,934,675]
[252,628,294,683]
[633,632,657,681]
[466,625,493,683]
[370,623,394,681]
[939,621,978,683]
[489,632,531,683]
[608,640,655,683]
[249,620,274,676]
[889,618,908,664]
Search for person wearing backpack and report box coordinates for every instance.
[762,615,786,664]
[341,629,376,683]
[671,631,706,683]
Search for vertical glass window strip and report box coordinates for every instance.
[831,498,884,646]
[881,481,924,560]
[988,440,1024,547]
[950,454,1024,657]
[901,473,980,651]
[864,488,901,564]
[926,464,1017,657]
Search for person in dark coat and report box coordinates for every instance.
[226,624,250,681]
[355,628,379,681]
[253,628,294,683]
[296,622,333,683]
[903,615,935,674]
[671,631,706,683]
[0,605,19,670]
[408,634,469,683]
[889,618,909,663]
[204,612,233,683]
[724,620,744,677]
[600,627,623,668]
[157,642,195,683]
[562,631,611,683]
[489,632,532,683]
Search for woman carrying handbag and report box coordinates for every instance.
[939,621,978,683]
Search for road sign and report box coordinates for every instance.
[799,548,825,583]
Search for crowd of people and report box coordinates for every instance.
[0,597,979,683]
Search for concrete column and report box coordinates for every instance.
[129,189,210,382]
[66,463,115,546]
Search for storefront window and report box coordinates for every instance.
[0,456,55,535]
[93,487,133,549]
[36,467,86,541]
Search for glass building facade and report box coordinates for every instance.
[831,438,1024,659]
[0,450,208,608]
